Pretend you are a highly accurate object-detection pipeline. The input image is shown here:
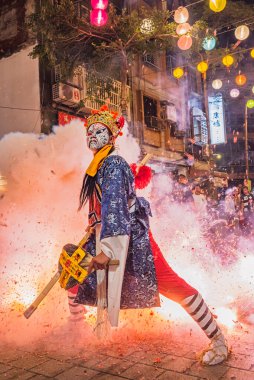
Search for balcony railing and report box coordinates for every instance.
[53,65,131,119]
[143,54,160,69]
[142,120,186,152]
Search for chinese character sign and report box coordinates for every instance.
[58,111,86,126]
[208,94,226,145]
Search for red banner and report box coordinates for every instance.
[58,111,86,126]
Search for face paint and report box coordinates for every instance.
[87,123,110,151]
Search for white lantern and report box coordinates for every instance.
[140,18,155,34]
[252,85,254,94]
[212,79,222,90]
[176,23,191,36]
[174,6,189,24]
[235,25,250,41]
[230,89,240,98]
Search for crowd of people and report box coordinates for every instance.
[172,174,254,236]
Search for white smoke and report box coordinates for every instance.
[0,120,253,349]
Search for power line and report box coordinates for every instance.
[0,106,40,111]
[185,0,205,8]
[217,21,254,36]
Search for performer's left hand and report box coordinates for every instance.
[88,252,110,274]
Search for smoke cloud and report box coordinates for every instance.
[0,120,253,352]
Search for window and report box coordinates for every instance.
[143,54,160,69]
[143,96,158,129]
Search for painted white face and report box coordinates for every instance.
[87,123,110,151]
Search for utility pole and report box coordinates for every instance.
[244,105,249,179]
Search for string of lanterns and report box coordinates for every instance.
[90,0,108,27]
[173,2,250,52]
[173,0,251,108]
[89,1,253,103]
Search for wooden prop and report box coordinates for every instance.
[137,154,153,173]
[23,227,119,319]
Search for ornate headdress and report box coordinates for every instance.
[85,105,125,138]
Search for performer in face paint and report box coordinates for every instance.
[74,105,228,366]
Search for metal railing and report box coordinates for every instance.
[84,71,131,120]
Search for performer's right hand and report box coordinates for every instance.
[88,251,110,274]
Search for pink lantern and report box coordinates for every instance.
[91,0,108,10]
[176,23,191,36]
[177,35,192,50]
[90,9,108,27]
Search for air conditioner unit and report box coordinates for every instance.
[52,83,81,107]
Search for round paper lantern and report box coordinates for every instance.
[230,89,240,98]
[197,61,208,74]
[91,0,108,9]
[235,74,247,86]
[247,99,254,109]
[140,18,154,34]
[222,55,234,67]
[202,36,216,51]
[90,9,108,27]
[251,49,254,58]
[176,23,191,36]
[173,67,184,79]
[177,35,192,50]
[212,79,222,90]
[174,6,189,24]
[252,85,254,94]
[235,25,250,41]
[209,0,227,12]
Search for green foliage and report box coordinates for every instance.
[189,0,254,31]
[26,0,254,80]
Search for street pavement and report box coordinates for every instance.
[0,321,253,380]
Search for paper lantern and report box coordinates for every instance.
[140,18,155,34]
[247,99,254,109]
[252,86,254,94]
[90,9,108,26]
[230,89,240,98]
[222,55,234,67]
[173,67,184,79]
[174,6,189,24]
[212,79,222,90]
[197,61,208,74]
[235,25,250,41]
[91,0,108,9]
[177,35,192,50]
[209,0,227,12]
[202,36,216,51]
[251,49,254,58]
[235,74,247,86]
[176,23,191,36]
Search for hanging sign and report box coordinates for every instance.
[208,94,226,144]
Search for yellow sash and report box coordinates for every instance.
[86,144,112,177]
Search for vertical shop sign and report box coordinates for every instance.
[208,94,226,144]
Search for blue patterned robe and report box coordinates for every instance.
[75,154,160,309]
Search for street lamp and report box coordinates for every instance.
[244,100,254,179]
